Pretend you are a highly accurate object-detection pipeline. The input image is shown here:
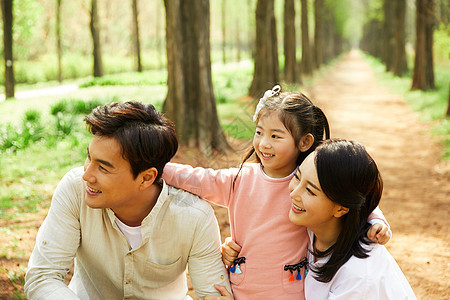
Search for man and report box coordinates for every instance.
[25,101,231,299]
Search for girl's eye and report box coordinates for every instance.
[99,165,108,172]
[306,187,316,196]
[255,130,262,136]
[271,134,279,139]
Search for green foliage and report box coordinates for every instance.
[0,110,44,152]
[79,70,167,88]
[13,0,45,60]
[434,24,450,63]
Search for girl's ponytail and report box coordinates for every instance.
[312,105,330,141]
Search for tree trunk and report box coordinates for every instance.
[314,0,324,69]
[323,5,334,63]
[301,0,313,75]
[446,84,450,117]
[362,19,383,59]
[163,0,230,154]
[235,13,241,62]
[411,0,435,90]
[56,0,62,82]
[221,0,226,64]
[283,0,298,83]
[90,0,104,77]
[156,2,163,69]
[1,0,14,99]
[131,0,142,72]
[383,0,395,72]
[249,0,279,98]
[392,0,408,76]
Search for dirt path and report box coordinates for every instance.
[305,50,450,299]
[1,50,448,299]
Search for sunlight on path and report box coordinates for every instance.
[0,84,79,102]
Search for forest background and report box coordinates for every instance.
[0,0,449,298]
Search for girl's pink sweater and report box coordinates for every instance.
[163,162,387,299]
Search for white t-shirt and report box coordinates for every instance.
[305,230,416,300]
[114,218,142,250]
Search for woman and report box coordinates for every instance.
[288,139,416,299]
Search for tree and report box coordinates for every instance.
[163,0,230,153]
[382,0,395,72]
[392,0,408,76]
[90,0,104,77]
[301,0,313,75]
[411,0,435,90]
[283,0,298,83]
[446,84,450,117]
[314,0,324,69]
[131,0,142,72]
[249,0,279,98]
[56,0,62,82]
[1,0,14,99]
[221,0,226,64]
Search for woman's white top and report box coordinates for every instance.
[305,229,416,300]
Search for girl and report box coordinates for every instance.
[288,139,415,299]
[163,86,390,299]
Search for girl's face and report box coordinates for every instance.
[253,112,300,178]
[288,152,342,230]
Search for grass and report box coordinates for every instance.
[0,60,256,220]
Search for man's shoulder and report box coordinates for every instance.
[166,185,214,217]
[58,166,85,192]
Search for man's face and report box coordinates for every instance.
[82,135,141,210]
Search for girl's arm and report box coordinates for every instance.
[162,162,238,207]
[367,206,392,245]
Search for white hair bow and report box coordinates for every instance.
[253,85,281,122]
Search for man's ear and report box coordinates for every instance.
[299,133,314,152]
[333,205,350,218]
[139,167,158,190]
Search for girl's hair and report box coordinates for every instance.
[84,101,178,182]
[233,90,330,187]
[311,139,383,283]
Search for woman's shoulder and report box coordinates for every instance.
[332,244,416,298]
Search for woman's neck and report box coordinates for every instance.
[310,220,343,253]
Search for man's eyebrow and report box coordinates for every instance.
[86,146,115,169]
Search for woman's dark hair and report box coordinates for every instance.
[233,89,330,187]
[84,101,178,182]
[311,139,383,283]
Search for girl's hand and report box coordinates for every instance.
[221,237,241,267]
[204,285,234,300]
[367,223,391,245]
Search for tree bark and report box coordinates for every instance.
[163,0,230,154]
[90,0,104,77]
[1,0,14,99]
[56,0,62,82]
[314,0,324,69]
[411,0,435,90]
[283,0,298,83]
[221,0,226,64]
[131,0,142,72]
[392,0,408,76]
[301,0,313,75]
[249,0,279,98]
[383,0,395,72]
[446,84,450,117]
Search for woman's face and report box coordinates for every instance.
[288,152,342,230]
